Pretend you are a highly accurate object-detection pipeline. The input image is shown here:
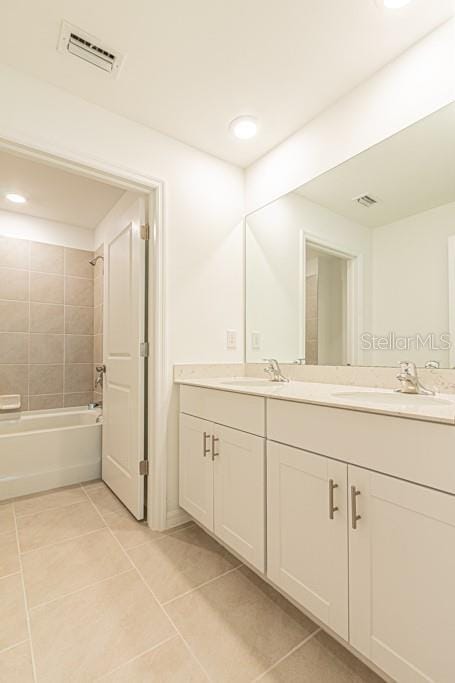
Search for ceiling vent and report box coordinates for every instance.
[57,21,124,77]
[354,194,379,208]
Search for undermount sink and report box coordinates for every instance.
[221,379,281,388]
[333,391,452,407]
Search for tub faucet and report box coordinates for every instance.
[396,361,435,395]
[263,358,289,383]
[94,365,106,389]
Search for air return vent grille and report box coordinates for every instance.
[57,21,124,77]
[354,194,379,208]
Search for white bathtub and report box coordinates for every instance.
[0,407,102,501]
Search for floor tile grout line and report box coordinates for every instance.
[19,524,108,556]
[115,521,198,552]
[92,634,179,681]
[19,522,107,556]
[80,486,214,683]
[252,627,322,682]
[12,503,38,683]
[28,568,134,613]
[0,570,22,581]
[14,492,92,520]
[0,638,29,656]
[160,565,242,607]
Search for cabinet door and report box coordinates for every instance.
[179,414,213,530]
[213,425,265,571]
[267,441,348,639]
[349,466,455,683]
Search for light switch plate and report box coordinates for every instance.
[226,329,237,349]
[251,331,261,350]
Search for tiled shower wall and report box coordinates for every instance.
[93,244,104,405]
[0,236,96,410]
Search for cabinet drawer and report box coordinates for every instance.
[180,385,265,436]
[267,398,455,495]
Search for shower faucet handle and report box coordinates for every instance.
[95,365,106,373]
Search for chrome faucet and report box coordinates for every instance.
[263,358,289,383]
[94,364,106,390]
[396,361,435,395]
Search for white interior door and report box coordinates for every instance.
[102,195,147,520]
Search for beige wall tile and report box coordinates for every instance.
[0,267,28,301]
[65,335,93,364]
[128,524,240,603]
[22,528,131,608]
[94,305,103,334]
[30,334,64,364]
[64,363,93,393]
[99,636,207,682]
[17,501,104,552]
[0,573,28,650]
[0,531,19,578]
[30,271,64,304]
[0,333,28,364]
[94,275,103,307]
[29,394,64,410]
[0,300,28,332]
[0,237,29,269]
[65,276,94,307]
[30,241,64,274]
[64,392,93,407]
[29,365,63,395]
[94,334,103,363]
[64,247,94,279]
[0,642,34,682]
[65,306,93,335]
[30,303,64,334]
[30,570,175,681]
[0,364,28,398]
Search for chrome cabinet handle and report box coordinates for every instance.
[202,432,210,457]
[351,485,361,530]
[211,435,219,461]
[328,479,338,520]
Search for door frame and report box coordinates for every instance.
[0,135,168,530]
[301,232,363,366]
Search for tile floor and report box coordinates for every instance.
[0,482,385,682]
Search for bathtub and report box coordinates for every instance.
[0,407,102,501]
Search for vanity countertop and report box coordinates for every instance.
[175,377,455,425]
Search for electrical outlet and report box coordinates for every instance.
[226,329,237,350]
[251,331,261,350]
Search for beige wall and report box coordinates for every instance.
[0,235,96,410]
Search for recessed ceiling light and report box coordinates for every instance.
[230,115,258,140]
[5,193,27,204]
[383,0,411,8]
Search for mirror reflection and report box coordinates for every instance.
[245,102,455,368]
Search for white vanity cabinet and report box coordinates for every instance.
[179,386,266,571]
[348,466,455,683]
[267,441,349,640]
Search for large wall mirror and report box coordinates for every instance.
[245,102,455,368]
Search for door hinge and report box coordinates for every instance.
[139,460,149,476]
[140,342,149,357]
[140,223,150,240]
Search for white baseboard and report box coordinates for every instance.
[166,507,190,529]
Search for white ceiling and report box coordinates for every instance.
[298,102,455,228]
[0,150,124,229]
[0,0,453,167]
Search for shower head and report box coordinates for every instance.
[89,255,104,266]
